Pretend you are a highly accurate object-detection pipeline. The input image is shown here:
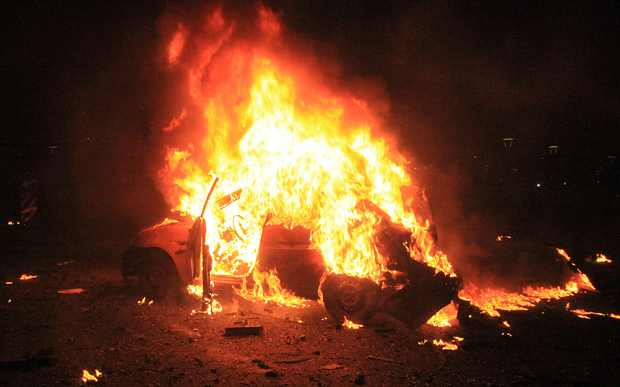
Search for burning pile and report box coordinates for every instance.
[156,4,595,325]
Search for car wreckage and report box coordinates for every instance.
[122,180,461,328]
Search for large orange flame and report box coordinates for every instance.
[159,4,448,307]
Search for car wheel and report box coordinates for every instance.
[139,250,180,299]
[321,273,380,324]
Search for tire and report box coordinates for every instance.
[321,273,380,324]
[138,250,181,299]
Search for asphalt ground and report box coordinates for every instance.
[1,240,620,386]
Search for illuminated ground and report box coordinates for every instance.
[1,241,619,386]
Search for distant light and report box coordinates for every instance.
[537,184,541,187]
[563,182,567,185]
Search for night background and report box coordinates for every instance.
[1,0,619,259]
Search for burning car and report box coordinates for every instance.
[123,5,594,329]
[123,183,461,328]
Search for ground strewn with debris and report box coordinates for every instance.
[1,241,620,386]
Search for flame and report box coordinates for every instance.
[595,253,612,264]
[460,280,591,318]
[82,369,101,383]
[453,249,596,318]
[419,339,458,350]
[556,248,571,261]
[186,285,224,314]
[426,303,457,327]
[343,317,363,329]
[158,4,598,321]
[566,303,620,320]
[235,270,310,308]
[19,274,37,281]
[434,340,458,350]
[158,4,448,308]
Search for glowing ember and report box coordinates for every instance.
[137,297,146,305]
[502,321,511,328]
[82,369,102,383]
[19,274,37,281]
[595,254,612,264]
[158,4,451,307]
[343,317,363,329]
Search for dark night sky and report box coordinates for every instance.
[2,1,619,158]
[1,0,619,236]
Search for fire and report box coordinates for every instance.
[186,285,224,314]
[566,303,620,320]
[19,274,37,281]
[434,339,458,350]
[426,303,458,327]
[343,317,363,329]
[595,253,612,264]
[419,339,458,350]
[459,280,590,318]
[236,270,310,308]
[158,4,598,323]
[159,4,449,307]
[82,369,102,383]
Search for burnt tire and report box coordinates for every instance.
[321,273,380,324]
[138,250,181,299]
